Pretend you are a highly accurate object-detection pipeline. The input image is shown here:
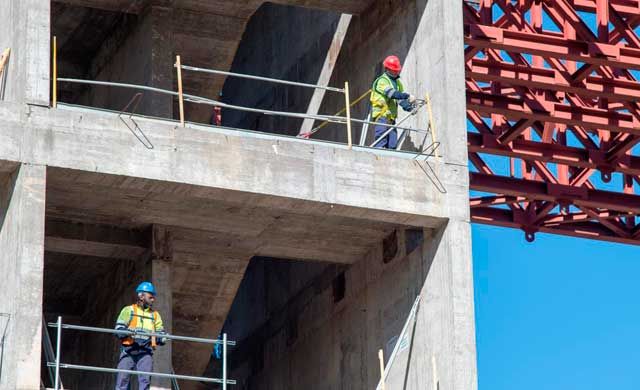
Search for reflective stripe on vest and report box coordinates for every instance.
[122,304,157,346]
[370,73,405,121]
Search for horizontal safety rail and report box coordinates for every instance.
[178,60,357,147]
[48,316,235,390]
[51,39,436,157]
[179,64,345,93]
[55,78,432,137]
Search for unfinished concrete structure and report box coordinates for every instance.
[0,0,475,389]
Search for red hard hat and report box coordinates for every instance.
[383,55,402,72]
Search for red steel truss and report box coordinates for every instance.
[464,0,640,244]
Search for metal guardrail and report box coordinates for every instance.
[48,317,235,389]
[51,38,437,156]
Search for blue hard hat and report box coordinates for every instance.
[135,281,157,296]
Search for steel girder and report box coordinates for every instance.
[464,0,640,244]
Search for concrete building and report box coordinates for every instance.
[0,0,475,389]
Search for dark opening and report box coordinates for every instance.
[404,228,424,255]
[382,230,398,263]
[332,272,346,303]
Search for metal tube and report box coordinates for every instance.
[425,93,439,157]
[53,36,57,108]
[222,333,228,390]
[176,55,185,126]
[46,363,237,385]
[179,64,345,93]
[57,77,431,136]
[184,94,429,135]
[359,111,371,146]
[55,316,61,390]
[47,322,236,346]
[57,78,179,97]
[345,81,352,149]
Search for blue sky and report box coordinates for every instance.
[471,6,640,388]
[473,225,640,389]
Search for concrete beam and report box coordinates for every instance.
[51,0,149,13]
[0,164,47,390]
[0,103,459,227]
[44,218,149,259]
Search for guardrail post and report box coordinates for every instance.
[425,93,438,157]
[222,333,228,390]
[344,81,352,149]
[52,36,57,108]
[378,349,386,390]
[176,55,185,127]
[55,316,62,390]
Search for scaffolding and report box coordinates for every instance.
[48,316,236,389]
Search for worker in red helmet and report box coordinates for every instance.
[369,55,416,149]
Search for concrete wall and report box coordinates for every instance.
[221,3,341,135]
[222,228,441,389]
[223,0,467,164]
[0,0,50,105]
[223,225,475,390]
[0,102,454,226]
[0,164,47,389]
[59,256,149,389]
[78,6,174,118]
[219,1,476,388]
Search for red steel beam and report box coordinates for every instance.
[464,0,640,244]
[467,91,640,134]
[467,58,640,102]
[471,207,640,245]
[573,0,640,18]
[464,24,640,70]
[469,173,640,214]
[467,132,640,176]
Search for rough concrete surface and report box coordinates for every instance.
[0,0,475,388]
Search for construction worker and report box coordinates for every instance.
[370,55,416,149]
[114,281,167,390]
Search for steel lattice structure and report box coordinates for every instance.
[464,0,640,244]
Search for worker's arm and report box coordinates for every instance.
[154,312,168,345]
[114,306,132,339]
[376,77,410,101]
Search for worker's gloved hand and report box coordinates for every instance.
[399,99,414,112]
[408,94,417,104]
[157,331,168,346]
[115,326,129,339]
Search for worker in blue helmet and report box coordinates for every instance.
[114,281,167,390]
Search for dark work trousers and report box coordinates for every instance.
[373,117,397,149]
[115,349,153,390]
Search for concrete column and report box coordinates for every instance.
[82,4,174,118]
[145,5,175,118]
[151,226,173,390]
[0,0,50,105]
[0,163,47,390]
[402,220,476,390]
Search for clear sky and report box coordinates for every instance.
[469,5,640,388]
[472,225,640,389]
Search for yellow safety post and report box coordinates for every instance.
[303,88,370,138]
[0,48,10,76]
[176,55,185,127]
[378,349,386,390]
[344,81,352,149]
[425,92,438,157]
[52,36,57,108]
